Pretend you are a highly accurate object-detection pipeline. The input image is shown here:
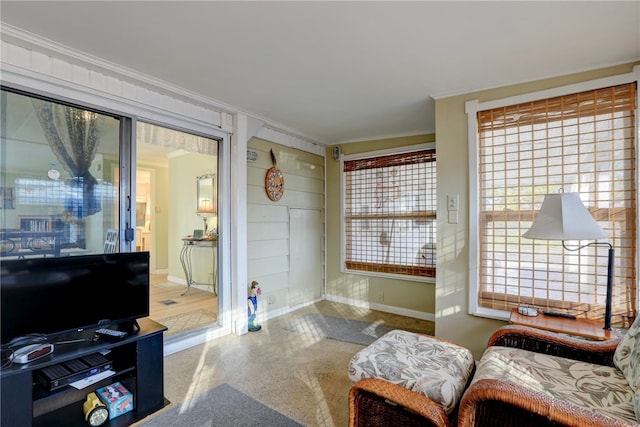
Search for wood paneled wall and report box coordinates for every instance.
[247,137,325,316]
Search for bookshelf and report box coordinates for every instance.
[19,215,58,249]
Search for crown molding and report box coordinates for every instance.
[1,23,240,115]
[1,23,325,152]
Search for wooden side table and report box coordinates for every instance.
[509,308,616,341]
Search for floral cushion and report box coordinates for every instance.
[474,346,636,424]
[348,329,475,415]
[614,316,640,392]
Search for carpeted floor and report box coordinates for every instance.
[141,383,302,427]
[134,300,435,427]
[158,309,217,337]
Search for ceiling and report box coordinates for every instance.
[2,1,639,145]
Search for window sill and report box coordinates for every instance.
[469,306,510,322]
[343,268,435,284]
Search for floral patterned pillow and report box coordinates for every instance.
[635,388,640,422]
[348,329,475,415]
[614,315,640,391]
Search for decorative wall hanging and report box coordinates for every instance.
[265,149,284,201]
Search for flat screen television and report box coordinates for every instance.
[1,252,150,346]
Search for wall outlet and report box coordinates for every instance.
[376,291,384,302]
[267,296,275,305]
[447,194,459,211]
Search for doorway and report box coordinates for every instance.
[136,122,220,337]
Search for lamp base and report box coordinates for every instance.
[604,247,614,330]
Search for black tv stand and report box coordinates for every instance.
[1,317,168,427]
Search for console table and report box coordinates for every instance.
[509,308,616,341]
[179,237,217,296]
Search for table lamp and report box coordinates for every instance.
[522,192,614,330]
[197,199,216,234]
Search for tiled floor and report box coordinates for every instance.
[137,300,434,427]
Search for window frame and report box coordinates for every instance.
[466,69,640,321]
[340,143,436,283]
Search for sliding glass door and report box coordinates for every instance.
[1,88,221,335]
[0,89,122,257]
[135,121,220,333]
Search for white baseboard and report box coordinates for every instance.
[164,275,214,293]
[166,275,186,285]
[261,297,324,322]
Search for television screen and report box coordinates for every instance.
[1,252,150,345]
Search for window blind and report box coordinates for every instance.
[343,149,436,278]
[477,83,637,325]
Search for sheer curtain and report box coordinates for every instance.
[30,99,104,217]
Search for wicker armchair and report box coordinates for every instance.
[457,325,635,427]
[349,377,455,427]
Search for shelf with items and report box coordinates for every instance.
[19,215,58,249]
[1,318,168,427]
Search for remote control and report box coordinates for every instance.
[543,311,576,320]
[95,328,127,338]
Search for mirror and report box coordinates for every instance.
[196,173,216,216]
[196,173,216,236]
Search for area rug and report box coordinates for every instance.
[283,313,398,346]
[141,383,302,427]
[158,309,217,337]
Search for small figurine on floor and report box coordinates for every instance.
[248,281,262,332]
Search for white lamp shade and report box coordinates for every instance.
[197,199,216,216]
[523,192,608,241]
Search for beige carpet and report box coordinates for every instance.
[158,309,217,337]
[135,300,435,427]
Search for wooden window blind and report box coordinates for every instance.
[477,82,637,326]
[343,149,436,278]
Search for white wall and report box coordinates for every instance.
[167,152,218,285]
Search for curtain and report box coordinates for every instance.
[31,100,103,216]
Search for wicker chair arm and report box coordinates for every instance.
[488,325,620,366]
[458,378,635,427]
[349,378,450,427]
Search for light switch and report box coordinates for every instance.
[448,210,459,224]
